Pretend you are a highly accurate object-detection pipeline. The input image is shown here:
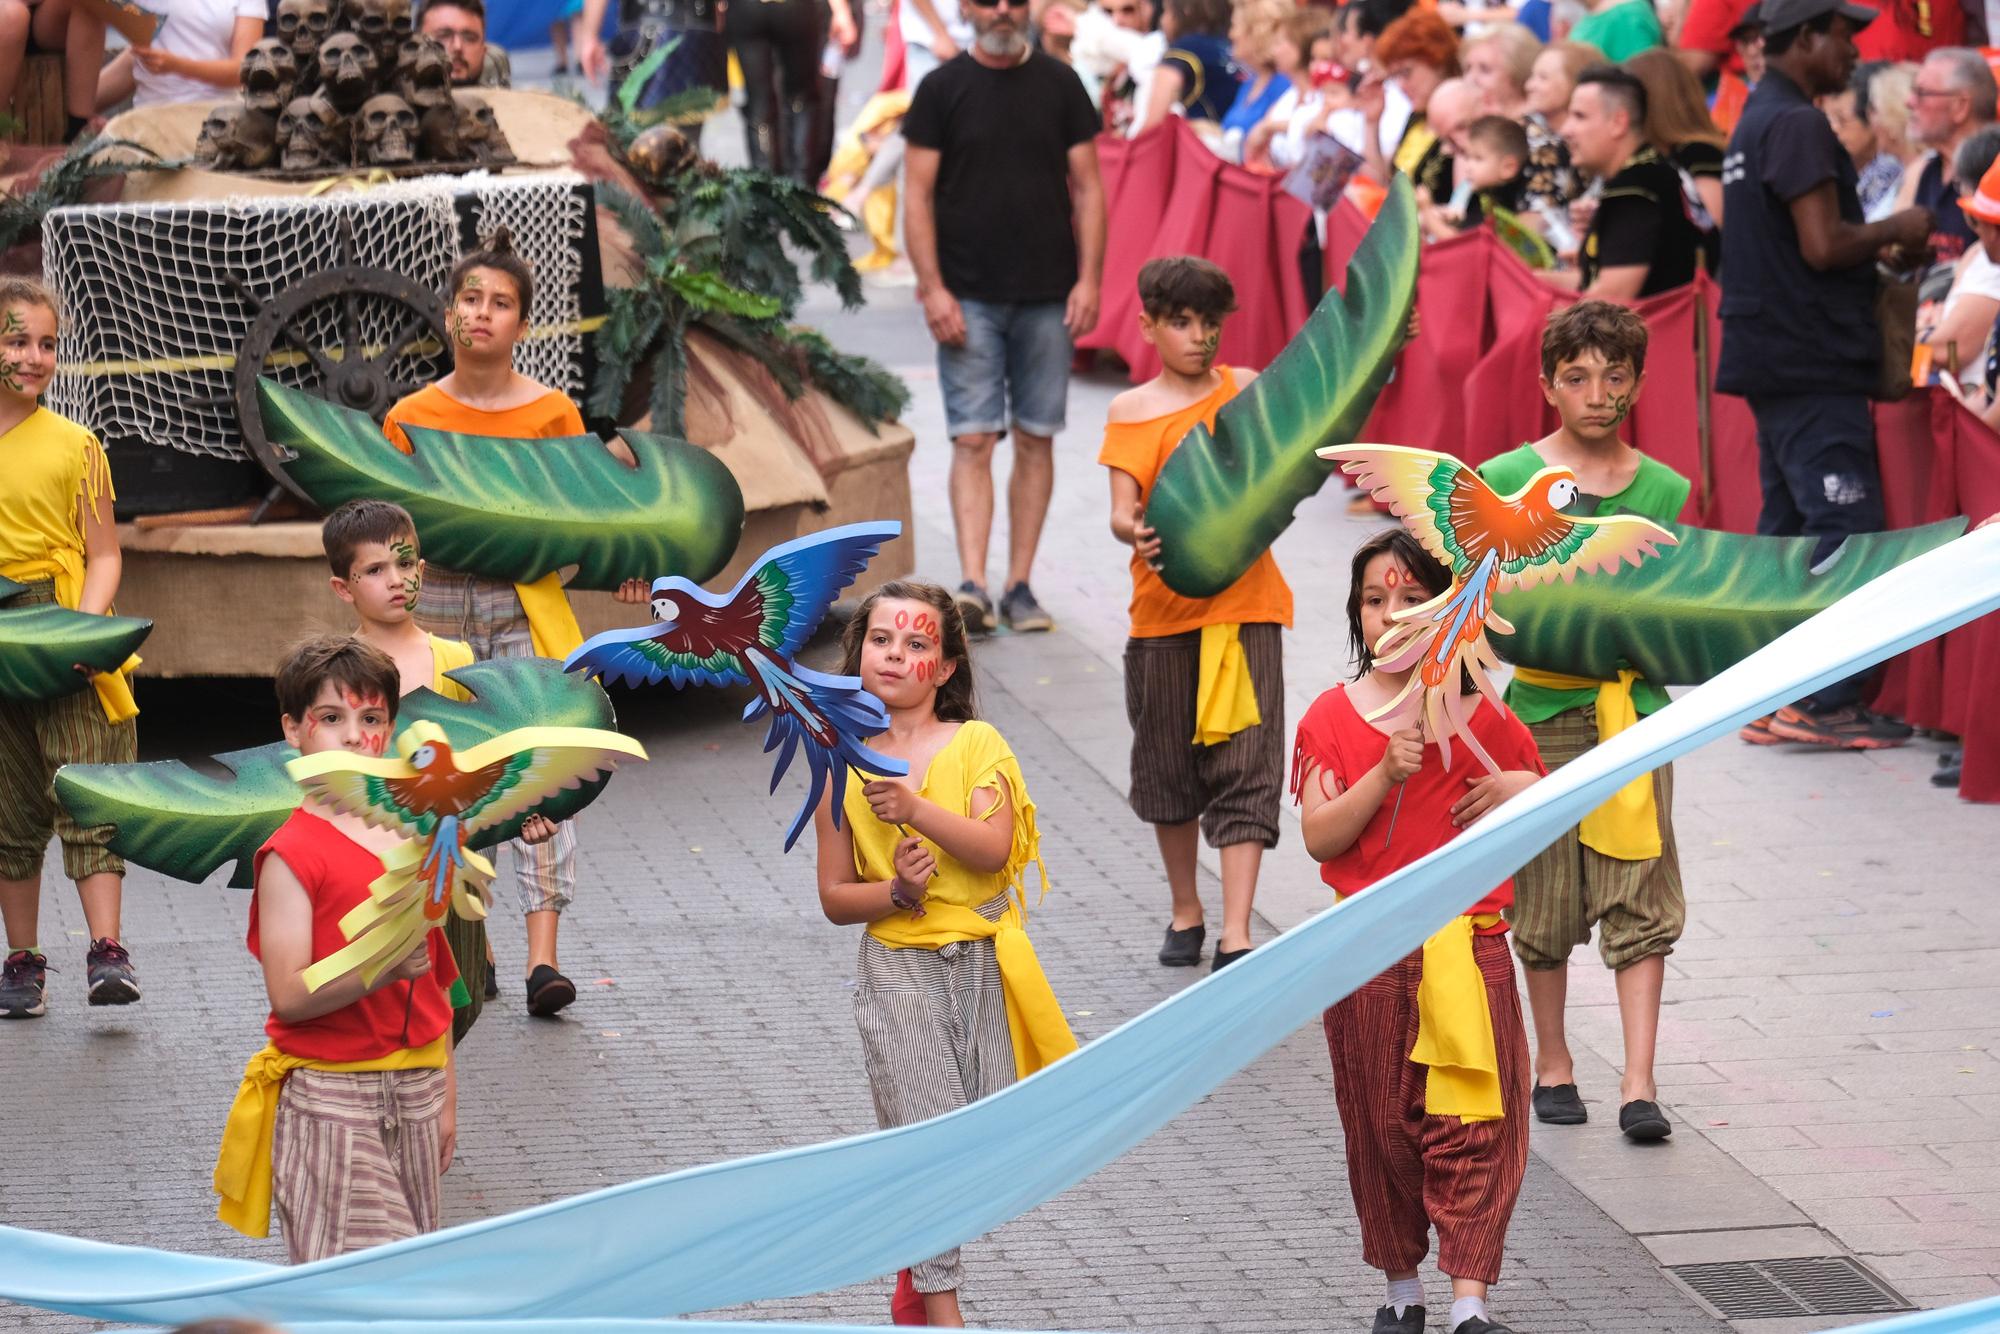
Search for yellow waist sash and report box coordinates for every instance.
[2,555,139,724]
[1411,913,1505,1122]
[213,1033,449,1238]
[513,570,585,660]
[1193,622,1262,746]
[1512,666,1660,861]
[867,901,1078,1078]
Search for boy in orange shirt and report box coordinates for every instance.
[382,229,632,1019]
[1099,257,1293,972]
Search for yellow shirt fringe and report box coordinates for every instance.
[213,1033,449,1238]
[1511,666,1661,860]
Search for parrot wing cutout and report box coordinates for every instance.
[292,720,646,990]
[1319,444,1678,770]
[565,521,909,851]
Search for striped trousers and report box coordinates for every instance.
[271,1066,447,1264]
[1323,932,1530,1285]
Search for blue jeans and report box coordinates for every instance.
[936,298,1072,439]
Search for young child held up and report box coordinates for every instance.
[0,277,143,1022]
[383,228,632,1019]
[1421,115,1533,242]
[321,498,557,1037]
[1476,301,1689,1143]
[1294,529,1545,1334]
[1100,256,1291,973]
[812,579,1076,1329]
[214,636,466,1262]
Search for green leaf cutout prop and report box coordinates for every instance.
[1488,204,1555,270]
[259,378,747,589]
[1145,177,1421,599]
[0,576,151,702]
[1489,518,1970,684]
[54,658,617,889]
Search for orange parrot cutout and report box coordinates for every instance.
[293,720,647,991]
[1318,444,1678,771]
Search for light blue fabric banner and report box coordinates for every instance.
[6,527,1999,1329]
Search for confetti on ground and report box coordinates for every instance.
[690,846,703,853]
[1708,1120,1729,1127]
[1872,1010,1895,1018]
[594,978,616,987]
[600,1031,621,1038]
[1074,1010,1094,1017]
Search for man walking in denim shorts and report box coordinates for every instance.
[903,0,1106,634]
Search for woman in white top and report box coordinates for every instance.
[78,0,264,111]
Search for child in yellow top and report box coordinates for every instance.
[1099,256,1292,975]
[321,498,551,1036]
[0,277,142,1021]
[811,578,1076,1328]
[382,228,631,1018]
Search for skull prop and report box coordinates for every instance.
[196,104,280,172]
[452,92,515,166]
[394,33,452,113]
[358,92,419,165]
[278,91,349,171]
[345,0,413,68]
[418,103,463,162]
[239,37,299,115]
[317,31,377,114]
[624,123,699,188]
[274,0,334,72]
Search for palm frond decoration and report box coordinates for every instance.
[0,135,178,255]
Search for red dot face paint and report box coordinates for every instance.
[894,609,909,630]
[912,613,939,639]
[914,658,936,683]
[1384,566,1400,589]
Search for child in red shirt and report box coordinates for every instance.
[213,636,465,1263]
[1293,528,1543,1334]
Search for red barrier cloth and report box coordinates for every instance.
[1080,119,1313,380]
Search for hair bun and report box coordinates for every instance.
[482,225,517,255]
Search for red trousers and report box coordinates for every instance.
[1322,931,1530,1286]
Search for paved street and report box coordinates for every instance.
[8,82,2000,1330]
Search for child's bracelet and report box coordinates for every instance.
[889,878,925,915]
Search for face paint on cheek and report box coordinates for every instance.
[914,657,937,683]
[1605,391,1634,426]
[449,313,474,350]
[364,729,387,756]
[392,540,421,598]
[1199,329,1220,367]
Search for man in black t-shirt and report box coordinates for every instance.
[1718,0,1934,747]
[904,0,1105,636]
[1561,66,1712,297]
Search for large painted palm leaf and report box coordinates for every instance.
[53,658,616,888]
[1490,518,1969,684]
[258,379,747,589]
[1145,178,1421,598]
[0,577,151,702]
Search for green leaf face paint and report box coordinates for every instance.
[0,308,29,393]
[392,538,421,601]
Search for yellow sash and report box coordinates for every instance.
[1512,667,1661,860]
[1,554,139,724]
[868,901,1078,1079]
[213,1033,449,1238]
[513,571,584,660]
[1410,913,1505,1121]
[1193,622,1262,746]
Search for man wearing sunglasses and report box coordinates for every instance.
[904,0,1106,637]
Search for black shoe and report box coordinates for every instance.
[86,937,140,1006]
[1620,1098,1672,1141]
[0,949,48,1019]
[1452,1318,1515,1334]
[1211,945,1252,972]
[953,581,995,635]
[1766,704,1913,749]
[525,964,576,1017]
[1532,1082,1587,1125]
[1934,748,1963,788]
[483,969,500,1000]
[999,581,1053,632]
[1158,922,1204,966]
[1372,1305,1425,1334]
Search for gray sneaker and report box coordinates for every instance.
[0,949,48,1019]
[999,582,1053,632]
[86,937,139,1006]
[954,581,995,635]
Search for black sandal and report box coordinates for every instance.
[1157,923,1205,966]
[1532,1082,1587,1125]
[1619,1098,1672,1141]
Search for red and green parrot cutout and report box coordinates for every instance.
[1320,444,1678,770]
[293,719,647,990]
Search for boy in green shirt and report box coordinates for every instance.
[1568,0,1663,61]
[1478,300,1688,1144]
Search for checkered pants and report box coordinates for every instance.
[415,567,577,916]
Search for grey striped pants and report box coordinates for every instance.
[853,895,1017,1293]
[271,1066,447,1264]
[1123,623,1285,849]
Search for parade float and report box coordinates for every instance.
[7,27,913,677]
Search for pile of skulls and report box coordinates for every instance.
[196,0,517,173]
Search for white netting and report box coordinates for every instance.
[44,170,594,461]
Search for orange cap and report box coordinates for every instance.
[1962,157,2000,225]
